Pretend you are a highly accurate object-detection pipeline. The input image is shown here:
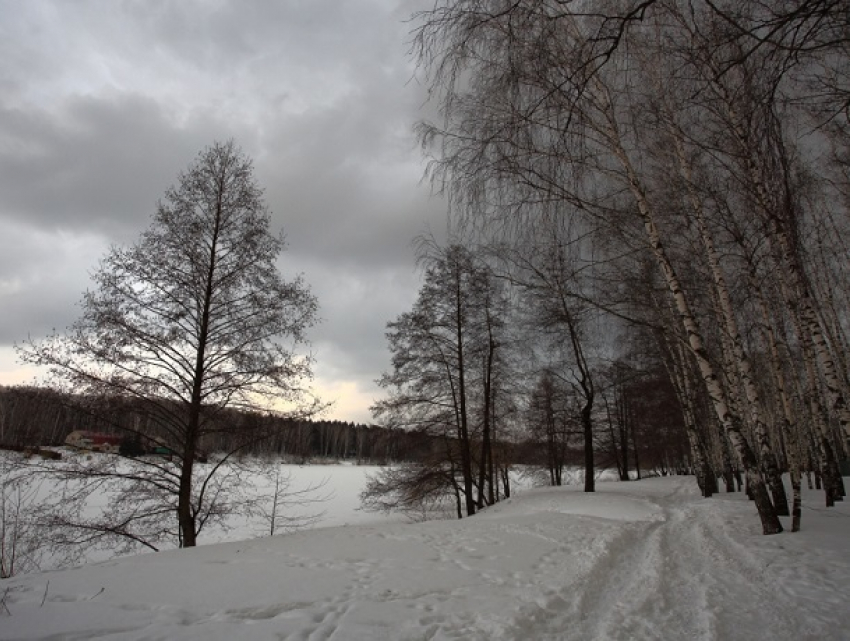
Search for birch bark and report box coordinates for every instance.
[668,125,789,514]
[595,98,782,533]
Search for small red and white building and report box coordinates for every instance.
[65,430,122,454]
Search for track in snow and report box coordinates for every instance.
[5,476,849,641]
[506,482,811,640]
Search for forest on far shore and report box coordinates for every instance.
[0,382,688,476]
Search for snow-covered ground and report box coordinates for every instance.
[3,475,849,640]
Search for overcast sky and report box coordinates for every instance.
[0,0,448,423]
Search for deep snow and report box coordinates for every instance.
[3,474,849,640]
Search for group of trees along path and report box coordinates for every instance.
[377,0,850,534]
[364,235,692,520]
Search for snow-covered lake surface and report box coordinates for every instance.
[4,473,850,640]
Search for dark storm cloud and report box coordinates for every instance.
[0,0,443,421]
[0,96,223,239]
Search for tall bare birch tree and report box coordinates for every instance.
[413,1,787,532]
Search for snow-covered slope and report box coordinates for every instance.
[4,476,849,640]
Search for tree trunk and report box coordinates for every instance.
[582,399,595,493]
[631,411,641,481]
[487,387,496,506]
[455,272,476,517]
[751,269,806,527]
[666,96,789,515]
[605,395,626,481]
[607,125,781,532]
[719,86,850,453]
[618,390,630,480]
[477,330,495,509]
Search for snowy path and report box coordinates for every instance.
[4,476,849,640]
[520,482,812,640]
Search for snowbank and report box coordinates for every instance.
[3,476,849,640]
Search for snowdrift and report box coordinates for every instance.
[3,476,849,640]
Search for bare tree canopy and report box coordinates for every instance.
[410,0,850,534]
[18,140,320,548]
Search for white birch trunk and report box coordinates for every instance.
[777,273,845,506]
[596,106,782,533]
[656,301,714,496]
[751,278,803,530]
[669,121,789,514]
[715,84,850,451]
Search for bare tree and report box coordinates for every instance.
[527,372,572,487]
[18,140,319,550]
[372,243,510,517]
[504,222,601,493]
[0,455,47,578]
[253,462,328,537]
[412,1,790,532]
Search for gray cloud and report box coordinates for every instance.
[0,96,220,238]
[0,0,443,422]
[0,219,107,343]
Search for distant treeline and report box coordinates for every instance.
[0,385,435,464]
[0,384,687,472]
